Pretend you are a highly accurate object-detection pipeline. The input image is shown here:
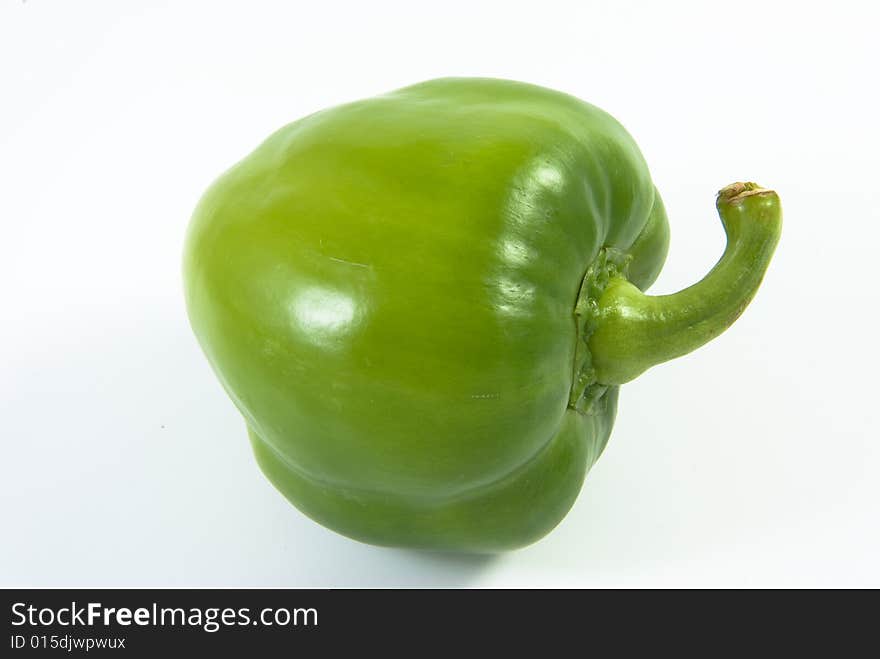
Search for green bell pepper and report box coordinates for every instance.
[183,78,781,552]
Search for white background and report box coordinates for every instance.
[2,0,878,587]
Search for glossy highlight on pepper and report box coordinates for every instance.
[183,78,781,552]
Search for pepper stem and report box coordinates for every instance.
[588,182,782,385]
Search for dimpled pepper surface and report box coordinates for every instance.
[183,78,781,552]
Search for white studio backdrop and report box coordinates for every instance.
[1,0,878,587]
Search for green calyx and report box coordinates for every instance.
[581,182,782,388]
[569,248,631,414]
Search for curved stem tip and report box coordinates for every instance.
[589,182,782,385]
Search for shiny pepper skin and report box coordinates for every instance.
[183,78,781,551]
